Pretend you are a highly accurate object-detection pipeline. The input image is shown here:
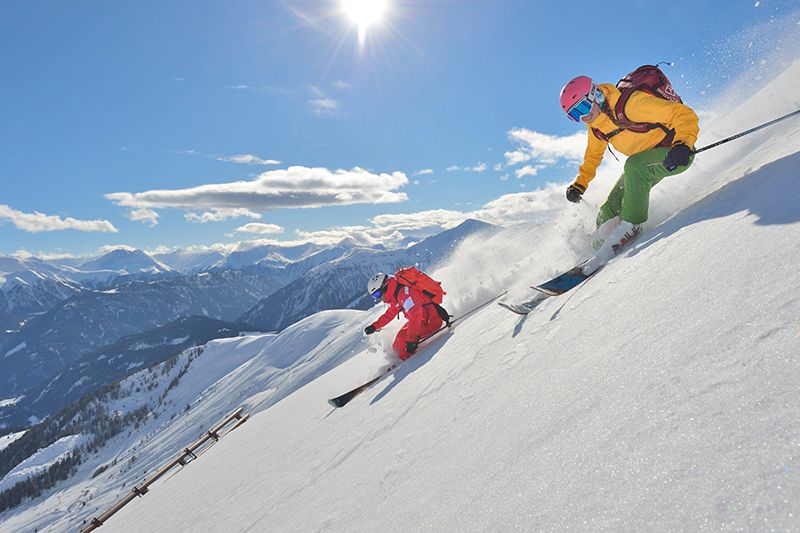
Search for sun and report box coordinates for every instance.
[341,0,388,44]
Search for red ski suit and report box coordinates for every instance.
[370,277,443,360]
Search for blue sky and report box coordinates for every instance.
[1,0,797,258]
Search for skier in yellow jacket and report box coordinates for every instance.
[559,70,700,273]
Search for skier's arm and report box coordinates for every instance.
[627,92,700,148]
[372,303,400,330]
[574,131,607,190]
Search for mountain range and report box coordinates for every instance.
[0,220,493,430]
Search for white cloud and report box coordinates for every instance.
[446,165,460,172]
[309,97,340,115]
[97,244,138,255]
[369,210,468,232]
[469,163,487,173]
[413,169,434,176]
[286,209,470,248]
[144,245,175,255]
[0,204,118,234]
[285,185,572,248]
[470,186,566,225]
[332,80,352,90]
[504,129,586,167]
[224,85,253,90]
[294,226,379,246]
[515,165,541,178]
[185,208,262,224]
[145,242,233,256]
[235,223,285,235]
[9,249,33,260]
[127,208,159,227]
[308,86,342,116]
[107,166,409,214]
[141,182,574,253]
[6,250,79,261]
[216,154,282,166]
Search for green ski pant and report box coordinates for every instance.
[596,146,694,228]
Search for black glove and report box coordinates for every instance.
[566,183,585,203]
[664,143,692,171]
[406,341,419,355]
[364,325,376,335]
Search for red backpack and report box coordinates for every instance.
[394,266,446,304]
[592,64,684,146]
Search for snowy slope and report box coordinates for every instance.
[0,308,387,532]
[102,167,799,530]
[59,59,798,531]
[0,435,86,493]
[0,432,25,453]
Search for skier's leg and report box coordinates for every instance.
[583,147,694,275]
[393,324,413,360]
[619,147,694,224]
[395,309,443,360]
[418,309,443,339]
[596,175,625,229]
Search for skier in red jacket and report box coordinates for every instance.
[363,272,445,360]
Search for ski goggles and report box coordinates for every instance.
[370,290,383,300]
[566,86,604,122]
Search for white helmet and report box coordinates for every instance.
[367,273,388,297]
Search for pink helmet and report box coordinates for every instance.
[559,75,594,114]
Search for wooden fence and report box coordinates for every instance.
[80,407,249,532]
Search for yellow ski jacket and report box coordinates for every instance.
[574,83,700,190]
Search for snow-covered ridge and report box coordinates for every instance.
[0,431,25,452]
[0,435,86,494]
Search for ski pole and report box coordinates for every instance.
[693,108,800,155]
[417,290,508,343]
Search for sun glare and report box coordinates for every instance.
[342,0,388,44]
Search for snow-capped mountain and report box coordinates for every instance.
[210,242,328,271]
[0,270,275,399]
[0,316,253,429]
[0,251,174,330]
[0,292,16,333]
[0,225,476,410]
[151,249,226,274]
[239,219,495,332]
[78,249,174,277]
[2,275,86,325]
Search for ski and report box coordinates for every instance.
[327,363,399,408]
[327,291,507,409]
[532,263,595,296]
[326,329,448,409]
[497,293,549,315]
[532,229,644,296]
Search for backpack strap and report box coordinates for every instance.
[393,280,403,300]
[595,92,676,147]
[423,302,452,327]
